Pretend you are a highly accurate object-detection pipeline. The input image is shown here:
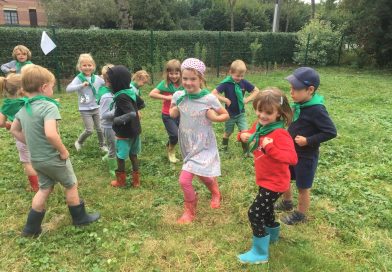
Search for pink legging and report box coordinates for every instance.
[179,170,215,202]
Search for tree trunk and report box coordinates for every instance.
[115,0,133,29]
[311,0,316,19]
[228,0,236,32]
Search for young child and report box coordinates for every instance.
[149,59,184,163]
[276,67,337,225]
[10,64,100,237]
[0,73,38,191]
[212,59,259,156]
[237,88,297,264]
[130,70,150,96]
[66,53,106,152]
[97,64,116,177]
[1,45,33,75]
[107,65,145,188]
[170,58,229,224]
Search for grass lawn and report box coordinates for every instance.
[0,67,391,271]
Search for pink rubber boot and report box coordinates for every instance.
[177,196,197,224]
[205,177,221,209]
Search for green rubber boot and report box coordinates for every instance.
[107,158,117,178]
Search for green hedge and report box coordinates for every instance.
[0,27,297,78]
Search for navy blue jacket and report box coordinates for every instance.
[288,104,337,158]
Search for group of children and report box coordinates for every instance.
[1,44,337,265]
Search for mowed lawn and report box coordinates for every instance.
[0,67,391,272]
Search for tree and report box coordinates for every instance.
[311,0,316,19]
[228,0,237,31]
[115,0,133,29]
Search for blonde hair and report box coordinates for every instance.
[76,53,96,71]
[21,65,55,93]
[101,63,114,81]
[252,87,293,127]
[132,70,150,83]
[12,45,32,60]
[164,59,181,85]
[230,59,247,74]
[0,74,22,98]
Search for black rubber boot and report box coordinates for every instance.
[21,208,46,237]
[68,201,100,226]
[221,138,229,151]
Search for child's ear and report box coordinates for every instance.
[308,86,315,95]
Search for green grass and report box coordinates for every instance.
[0,67,391,271]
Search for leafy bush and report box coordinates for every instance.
[293,19,342,66]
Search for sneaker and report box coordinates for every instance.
[74,141,82,151]
[274,200,294,212]
[100,145,109,152]
[281,210,306,225]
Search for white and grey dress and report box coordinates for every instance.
[172,91,223,177]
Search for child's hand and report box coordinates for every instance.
[294,135,308,146]
[240,132,251,143]
[137,110,142,120]
[83,81,89,87]
[206,108,218,121]
[54,98,61,102]
[225,98,231,106]
[244,97,250,104]
[5,121,12,130]
[262,137,273,148]
[59,149,69,160]
[165,95,173,101]
[9,68,16,73]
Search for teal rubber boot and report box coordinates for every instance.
[107,158,117,178]
[265,223,280,243]
[238,235,270,264]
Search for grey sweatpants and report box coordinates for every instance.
[77,108,104,147]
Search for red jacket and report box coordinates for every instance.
[238,122,298,192]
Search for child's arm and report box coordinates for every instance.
[44,119,69,160]
[211,89,231,106]
[169,104,180,118]
[1,60,16,74]
[244,87,260,104]
[206,107,229,122]
[295,107,337,147]
[66,77,88,93]
[149,88,172,101]
[100,96,115,121]
[237,122,257,143]
[262,132,298,165]
[10,119,26,143]
[0,113,10,129]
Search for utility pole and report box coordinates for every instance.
[272,0,283,32]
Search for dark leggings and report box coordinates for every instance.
[162,113,179,145]
[248,187,282,237]
[117,155,139,172]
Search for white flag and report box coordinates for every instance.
[40,31,56,55]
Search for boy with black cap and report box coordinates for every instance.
[276,67,337,225]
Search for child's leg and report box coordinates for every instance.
[92,109,105,147]
[24,163,39,192]
[111,139,127,187]
[162,115,180,163]
[129,154,140,187]
[64,184,80,206]
[23,162,37,176]
[31,187,52,212]
[198,176,221,208]
[237,114,250,156]
[178,170,197,223]
[298,188,311,214]
[76,111,95,146]
[222,117,234,150]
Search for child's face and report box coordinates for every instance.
[41,81,55,97]
[79,60,95,76]
[230,71,245,83]
[182,69,201,94]
[136,77,148,87]
[256,107,280,126]
[168,71,181,84]
[290,84,314,103]
[15,50,28,62]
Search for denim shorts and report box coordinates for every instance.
[224,113,248,134]
[32,157,77,189]
[290,154,319,189]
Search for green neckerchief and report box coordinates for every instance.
[220,76,244,112]
[1,95,60,117]
[109,89,137,110]
[156,80,184,94]
[77,72,97,96]
[292,93,324,122]
[176,89,210,105]
[15,61,33,73]
[130,81,140,96]
[96,86,111,104]
[248,121,285,152]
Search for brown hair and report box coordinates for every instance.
[12,45,32,60]
[0,74,23,98]
[132,70,150,83]
[229,59,247,74]
[21,65,55,93]
[101,64,114,81]
[76,53,96,71]
[163,59,181,85]
[252,87,293,126]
